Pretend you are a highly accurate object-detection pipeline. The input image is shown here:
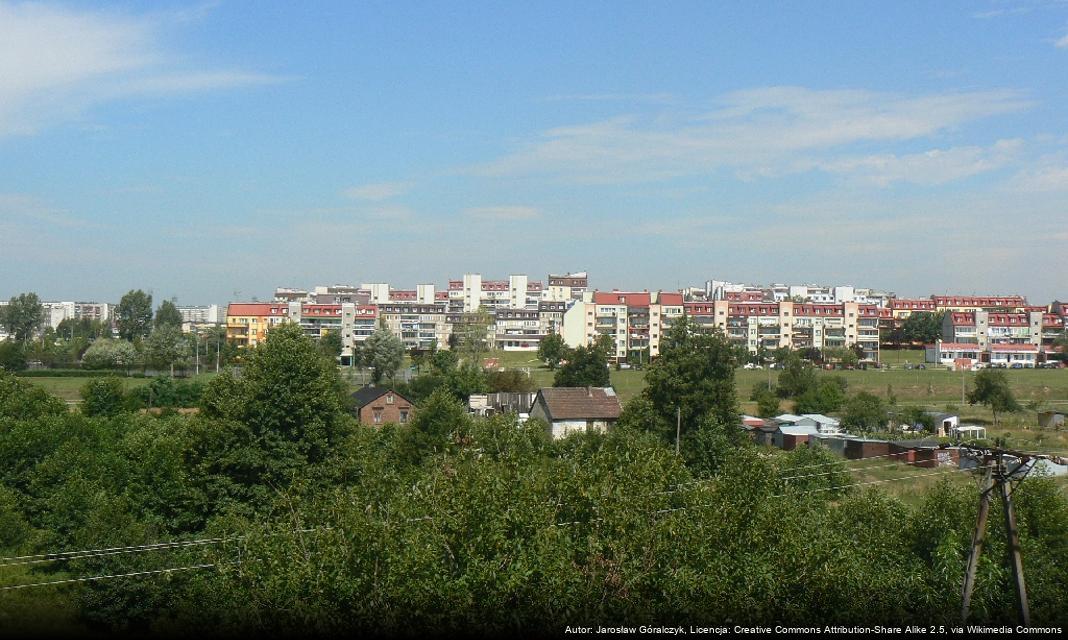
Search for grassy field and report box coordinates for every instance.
[23,373,218,404]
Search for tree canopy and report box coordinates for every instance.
[641,316,738,441]
[553,344,609,388]
[116,290,154,341]
[154,299,184,329]
[967,368,1022,425]
[2,292,43,343]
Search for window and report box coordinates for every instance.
[386,393,394,405]
[400,410,409,423]
[373,410,383,424]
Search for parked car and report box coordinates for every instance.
[1010,362,1024,369]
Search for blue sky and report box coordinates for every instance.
[2,0,1068,305]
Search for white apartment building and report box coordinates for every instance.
[177,304,220,325]
[41,301,111,329]
[546,272,589,302]
[683,300,883,362]
[561,291,683,361]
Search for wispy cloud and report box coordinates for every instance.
[343,182,410,201]
[470,87,1032,184]
[1057,31,1068,47]
[0,2,285,137]
[810,139,1024,186]
[0,193,92,227]
[465,206,541,221]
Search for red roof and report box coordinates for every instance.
[657,292,684,306]
[890,298,937,310]
[227,303,288,317]
[302,304,341,316]
[794,304,843,317]
[729,303,781,317]
[684,302,718,315]
[593,291,651,307]
[932,295,1027,307]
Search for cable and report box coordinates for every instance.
[0,564,216,592]
[0,527,328,569]
[0,537,225,568]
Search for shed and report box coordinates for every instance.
[1037,411,1065,429]
[773,425,821,451]
[529,387,622,440]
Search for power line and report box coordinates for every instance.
[0,564,216,592]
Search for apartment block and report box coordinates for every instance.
[942,310,1064,350]
[447,274,543,313]
[683,301,883,362]
[546,272,589,302]
[931,295,1029,313]
[40,301,111,329]
[177,304,220,325]
[378,303,450,350]
[494,308,543,351]
[561,291,682,361]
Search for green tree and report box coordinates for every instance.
[776,351,817,399]
[750,383,781,418]
[794,376,848,414]
[154,299,183,329]
[967,368,1022,425]
[81,339,140,374]
[0,341,27,372]
[453,308,493,364]
[198,322,349,487]
[364,326,405,385]
[318,330,343,360]
[115,290,154,341]
[593,332,616,358]
[641,316,739,442]
[145,325,188,376]
[901,311,942,344]
[395,389,472,465]
[537,333,567,370]
[2,292,43,342]
[486,368,535,393]
[841,392,887,432]
[80,377,127,417]
[553,345,610,388]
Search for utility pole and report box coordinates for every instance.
[959,445,1066,625]
[675,405,681,455]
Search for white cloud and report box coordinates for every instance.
[343,182,410,201]
[811,139,1024,186]
[1057,32,1068,48]
[1008,164,1068,190]
[471,87,1032,184]
[465,206,541,221]
[0,2,283,137]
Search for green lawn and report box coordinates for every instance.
[23,373,219,404]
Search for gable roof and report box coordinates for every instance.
[350,385,412,409]
[534,387,622,420]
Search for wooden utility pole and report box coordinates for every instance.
[961,466,992,622]
[675,405,681,455]
[957,445,1063,626]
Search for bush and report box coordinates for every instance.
[80,377,126,417]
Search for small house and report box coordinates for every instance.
[529,387,622,440]
[351,386,414,427]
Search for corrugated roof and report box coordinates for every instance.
[535,387,622,420]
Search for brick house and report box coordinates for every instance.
[351,386,414,427]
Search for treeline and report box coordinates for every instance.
[0,323,1066,635]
